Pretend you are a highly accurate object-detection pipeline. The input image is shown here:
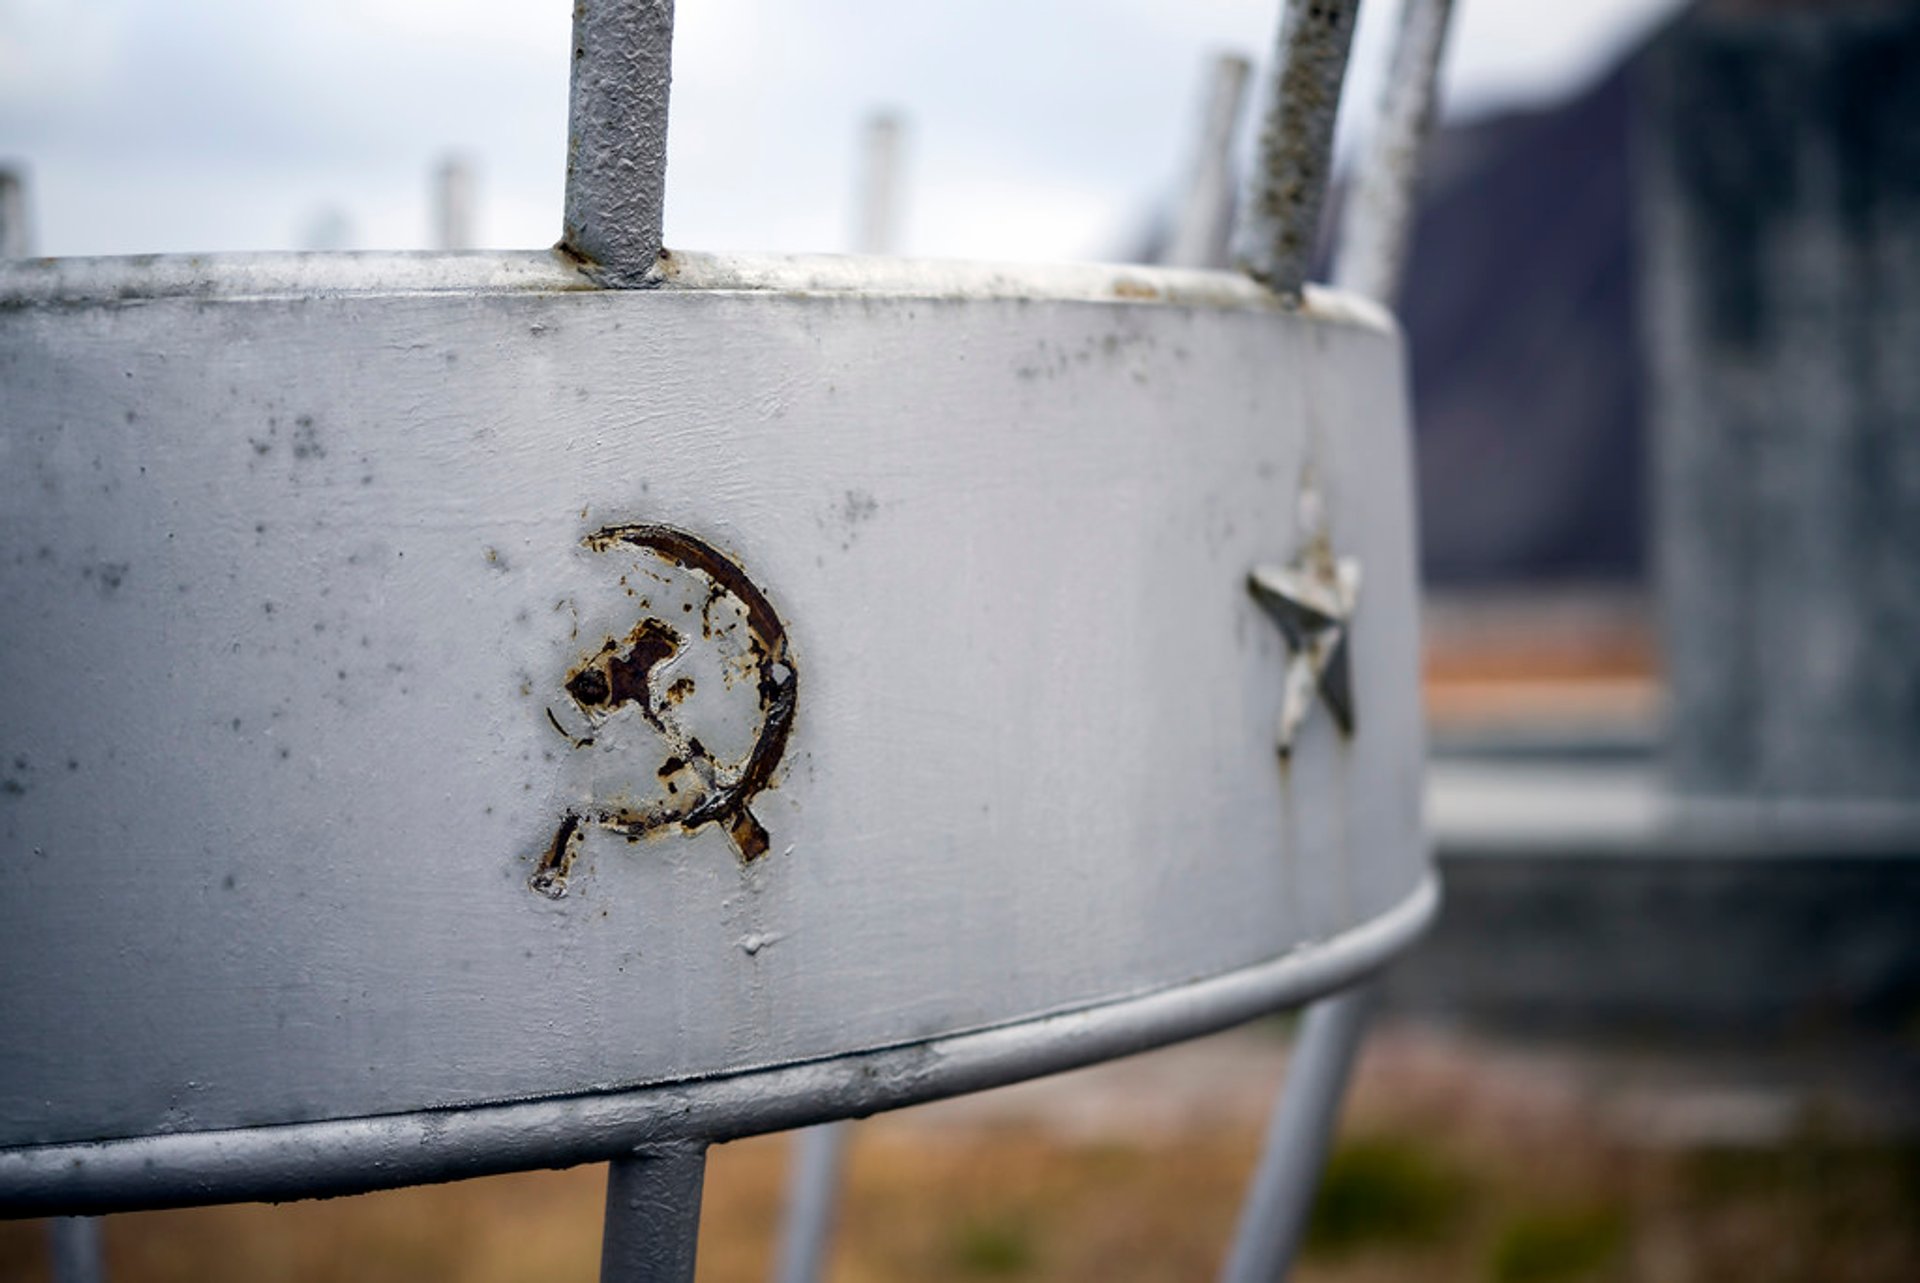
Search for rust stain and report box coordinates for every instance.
[530,812,585,898]
[531,524,797,897]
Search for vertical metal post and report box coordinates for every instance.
[1165,54,1254,270]
[1221,1,1455,1276]
[1331,0,1455,305]
[1239,0,1361,299]
[777,99,901,1269]
[854,112,906,256]
[600,1144,708,1283]
[433,155,477,253]
[562,0,677,286]
[1219,987,1375,1283]
[48,1216,105,1283]
[772,1123,850,1283]
[0,166,32,258]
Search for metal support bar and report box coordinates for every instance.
[1166,54,1254,270]
[433,155,476,253]
[0,167,31,258]
[854,113,906,256]
[600,1144,708,1283]
[1219,5,1453,1272]
[1332,0,1456,304]
[1239,0,1361,299]
[562,0,676,286]
[1218,985,1375,1283]
[49,1216,105,1283]
[771,1122,850,1283]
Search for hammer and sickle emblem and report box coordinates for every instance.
[531,525,797,898]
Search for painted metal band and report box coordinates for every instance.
[0,250,1392,331]
[0,872,1436,1218]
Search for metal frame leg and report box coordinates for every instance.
[1218,985,1375,1283]
[600,1143,708,1283]
[772,1122,850,1283]
[48,1216,105,1283]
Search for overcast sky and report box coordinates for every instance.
[0,0,1684,261]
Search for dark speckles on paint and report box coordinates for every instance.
[842,490,879,527]
[291,415,325,460]
[81,561,129,596]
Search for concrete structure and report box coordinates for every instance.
[1645,3,1920,812]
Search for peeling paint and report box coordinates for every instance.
[532,525,797,897]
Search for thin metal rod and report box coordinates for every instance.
[1331,0,1456,305]
[49,1216,105,1283]
[600,1144,708,1283]
[854,113,906,256]
[1165,54,1254,270]
[0,166,31,258]
[1218,985,1375,1283]
[772,1122,850,1283]
[433,155,476,253]
[1239,0,1361,299]
[562,0,676,286]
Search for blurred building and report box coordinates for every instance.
[1378,0,1920,1055]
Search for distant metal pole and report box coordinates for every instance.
[562,0,676,286]
[772,1123,850,1283]
[1239,0,1360,300]
[1331,0,1455,305]
[1218,987,1375,1283]
[600,1144,707,1283]
[433,155,476,252]
[49,1216,104,1283]
[1165,54,1253,270]
[0,167,31,258]
[854,112,905,256]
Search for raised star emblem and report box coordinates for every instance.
[1248,535,1360,759]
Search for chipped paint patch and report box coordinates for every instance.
[532,525,797,898]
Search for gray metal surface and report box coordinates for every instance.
[0,881,1432,1214]
[601,1146,707,1283]
[0,248,1428,1209]
[1218,987,1374,1283]
[1332,0,1456,305]
[562,0,675,284]
[1240,0,1361,298]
